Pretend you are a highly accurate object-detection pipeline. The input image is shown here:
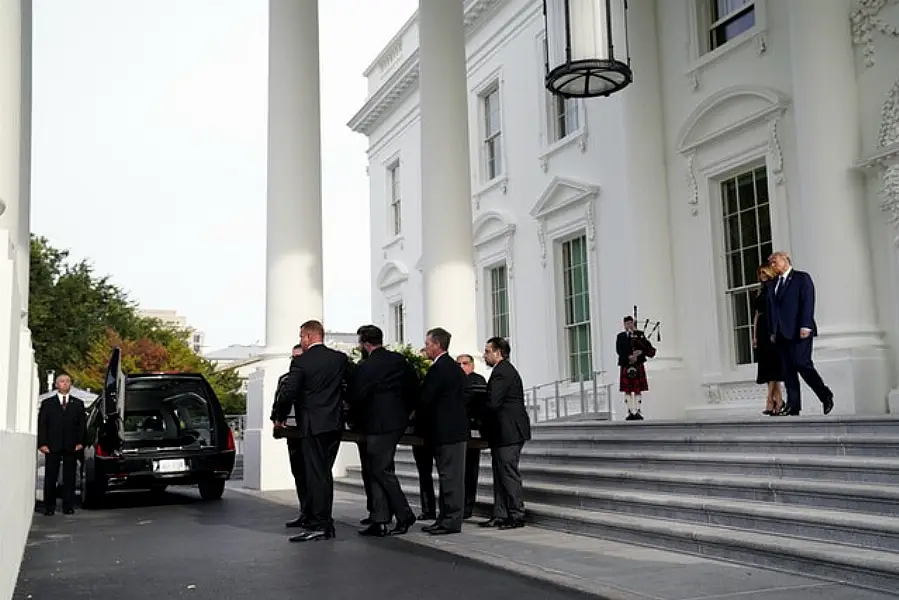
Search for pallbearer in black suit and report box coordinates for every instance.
[457,354,487,519]
[419,328,469,535]
[38,374,87,516]
[276,320,353,542]
[480,338,531,530]
[351,325,420,537]
[270,344,308,528]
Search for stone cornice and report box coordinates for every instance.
[347,0,506,136]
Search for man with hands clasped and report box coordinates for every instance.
[38,374,87,516]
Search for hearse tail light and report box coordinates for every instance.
[226,427,235,452]
[96,443,109,457]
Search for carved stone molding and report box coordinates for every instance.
[537,223,547,267]
[585,200,596,250]
[504,235,515,279]
[880,79,899,148]
[685,152,699,216]
[883,165,899,243]
[851,0,899,67]
[767,115,785,184]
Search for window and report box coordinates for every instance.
[489,264,510,339]
[722,166,771,366]
[708,0,755,51]
[391,302,405,343]
[388,163,401,236]
[482,86,503,180]
[561,235,592,382]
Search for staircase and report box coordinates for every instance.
[334,417,899,593]
[231,454,244,481]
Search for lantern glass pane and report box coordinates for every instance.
[545,0,568,71]
[569,0,611,62]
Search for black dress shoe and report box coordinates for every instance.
[478,518,501,528]
[417,513,436,521]
[360,517,372,525]
[63,508,75,515]
[289,529,334,542]
[285,517,307,528]
[43,508,55,516]
[358,523,389,537]
[498,519,525,530]
[390,515,417,536]
[427,525,461,536]
[421,522,442,533]
[823,396,835,415]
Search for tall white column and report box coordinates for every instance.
[786,0,888,414]
[264,0,324,352]
[419,0,479,357]
[17,0,30,309]
[614,0,686,418]
[245,0,325,491]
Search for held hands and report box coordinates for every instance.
[799,328,811,339]
[752,336,758,349]
[38,445,49,455]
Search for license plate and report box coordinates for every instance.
[153,459,188,474]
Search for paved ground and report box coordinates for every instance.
[14,487,592,600]
[253,487,898,600]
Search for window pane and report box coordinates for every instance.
[724,215,739,253]
[727,251,741,289]
[737,171,755,211]
[758,203,771,245]
[754,167,768,205]
[739,209,758,247]
[742,247,758,286]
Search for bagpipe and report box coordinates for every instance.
[626,305,660,378]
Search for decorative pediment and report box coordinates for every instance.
[530,176,599,221]
[472,210,515,247]
[677,85,790,153]
[376,260,409,290]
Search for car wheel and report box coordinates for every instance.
[198,480,225,501]
[80,467,106,509]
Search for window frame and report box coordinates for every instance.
[707,0,756,53]
[481,84,504,182]
[390,301,405,344]
[488,263,511,340]
[387,161,402,237]
[559,234,593,383]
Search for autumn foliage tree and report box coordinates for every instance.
[29,235,246,414]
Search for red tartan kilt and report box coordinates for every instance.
[619,364,648,393]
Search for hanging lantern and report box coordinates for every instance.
[543,0,632,98]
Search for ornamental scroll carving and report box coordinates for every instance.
[851,0,899,67]
[685,152,699,217]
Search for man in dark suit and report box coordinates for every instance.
[412,347,437,521]
[456,354,487,519]
[479,337,531,530]
[270,344,307,528]
[38,374,87,516]
[419,327,469,535]
[350,325,419,537]
[276,320,352,542]
[767,251,834,416]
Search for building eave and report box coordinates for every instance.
[347,0,507,137]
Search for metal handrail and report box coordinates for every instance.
[524,371,616,423]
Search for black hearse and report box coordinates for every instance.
[80,347,236,507]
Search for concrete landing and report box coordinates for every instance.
[235,484,897,600]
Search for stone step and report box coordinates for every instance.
[526,433,899,456]
[492,448,899,484]
[333,474,899,593]
[393,445,899,484]
[231,454,244,481]
[377,457,899,516]
[532,416,899,438]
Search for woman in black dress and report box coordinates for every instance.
[753,264,784,415]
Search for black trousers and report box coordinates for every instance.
[356,440,374,515]
[286,438,308,518]
[45,451,77,510]
[491,442,525,521]
[366,430,413,524]
[300,430,342,531]
[464,448,481,518]
[434,441,467,531]
[776,334,832,414]
[412,444,436,517]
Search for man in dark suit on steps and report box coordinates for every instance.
[419,327,469,535]
[457,354,487,519]
[767,251,834,416]
[350,325,419,537]
[276,320,353,542]
[38,374,87,516]
[479,337,531,530]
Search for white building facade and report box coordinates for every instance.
[351,0,899,420]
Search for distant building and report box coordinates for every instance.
[138,308,206,353]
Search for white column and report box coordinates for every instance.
[17,0,31,310]
[615,0,686,418]
[786,0,888,414]
[419,0,479,357]
[245,0,325,491]
[788,0,877,331]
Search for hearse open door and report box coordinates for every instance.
[99,347,126,454]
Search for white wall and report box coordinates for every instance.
[358,0,899,417]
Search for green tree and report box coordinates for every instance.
[28,235,246,414]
